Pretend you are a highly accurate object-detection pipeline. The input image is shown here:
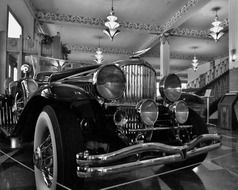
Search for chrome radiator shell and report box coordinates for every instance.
[118,61,156,104]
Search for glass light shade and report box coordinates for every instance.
[192,56,198,63]
[211,18,222,27]
[105,20,120,30]
[103,28,120,40]
[105,10,120,30]
[192,61,199,68]
[94,48,104,64]
[209,14,224,41]
[192,56,199,71]
[210,32,224,41]
[210,26,223,33]
[104,5,120,40]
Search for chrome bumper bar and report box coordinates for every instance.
[76,134,221,178]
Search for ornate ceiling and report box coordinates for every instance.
[29,0,229,81]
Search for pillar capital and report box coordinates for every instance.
[160,35,169,45]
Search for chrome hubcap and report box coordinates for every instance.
[34,134,54,187]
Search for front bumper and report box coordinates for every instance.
[76,134,221,178]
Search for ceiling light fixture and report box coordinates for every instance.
[103,0,120,40]
[210,8,224,42]
[191,47,199,71]
[94,39,104,64]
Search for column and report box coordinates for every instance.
[160,36,170,78]
[228,0,238,92]
[0,0,7,93]
[0,31,7,93]
[17,35,23,80]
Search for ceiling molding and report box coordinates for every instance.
[170,53,213,61]
[36,10,217,37]
[66,44,133,55]
[36,11,163,33]
[66,43,216,61]
[36,9,226,41]
[37,11,104,27]
[170,28,212,40]
[120,21,162,33]
[138,0,203,50]
[159,0,201,33]
[144,51,213,61]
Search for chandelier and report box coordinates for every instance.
[210,9,224,42]
[103,0,120,40]
[94,39,104,64]
[191,47,199,71]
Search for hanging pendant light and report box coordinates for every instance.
[192,56,199,71]
[210,9,224,42]
[94,39,104,64]
[103,0,120,40]
[191,47,199,71]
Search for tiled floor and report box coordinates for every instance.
[0,128,238,190]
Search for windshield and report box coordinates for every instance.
[24,55,70,82]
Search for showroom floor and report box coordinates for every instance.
[0,128,238,190]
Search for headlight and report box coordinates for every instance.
[171,101,189,124]
[94,65,126,100]
[137,99,158,126]
[159,74,182,102]
[113,110,128,126]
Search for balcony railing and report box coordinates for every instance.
[7,36,61,58]
[187,58,229,89]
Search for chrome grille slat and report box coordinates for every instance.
[121,107,140,135]
[119,63,156,104]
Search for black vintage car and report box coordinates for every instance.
[0,58,221,190]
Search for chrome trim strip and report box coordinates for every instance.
[77,142,221,178]
[128,125,193,132]
[76,134,221,178]
[77,153,182,178]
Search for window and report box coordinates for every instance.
[8,11,22,38]
[7,9,23,81]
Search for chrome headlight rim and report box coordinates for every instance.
[113,109,128,126]
[94,64,126,101]
[172,100,189,124]
[137,99,159,126]
[159,74,182,102]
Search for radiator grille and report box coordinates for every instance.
[79,82,95,95]
[119,64,156,104]
[121,107,143,135]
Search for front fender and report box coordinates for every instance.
[180,92,206,119]
[37,82,92,101]
[180,92,204,105]
[14,82,98,141]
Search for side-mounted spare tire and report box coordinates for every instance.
[33,105,84,190]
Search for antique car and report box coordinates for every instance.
[0,58,221,190]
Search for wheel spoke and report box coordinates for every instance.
[35,132,54,187]
[39,134,51,150]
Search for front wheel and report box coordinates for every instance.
[33,105,84,190]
